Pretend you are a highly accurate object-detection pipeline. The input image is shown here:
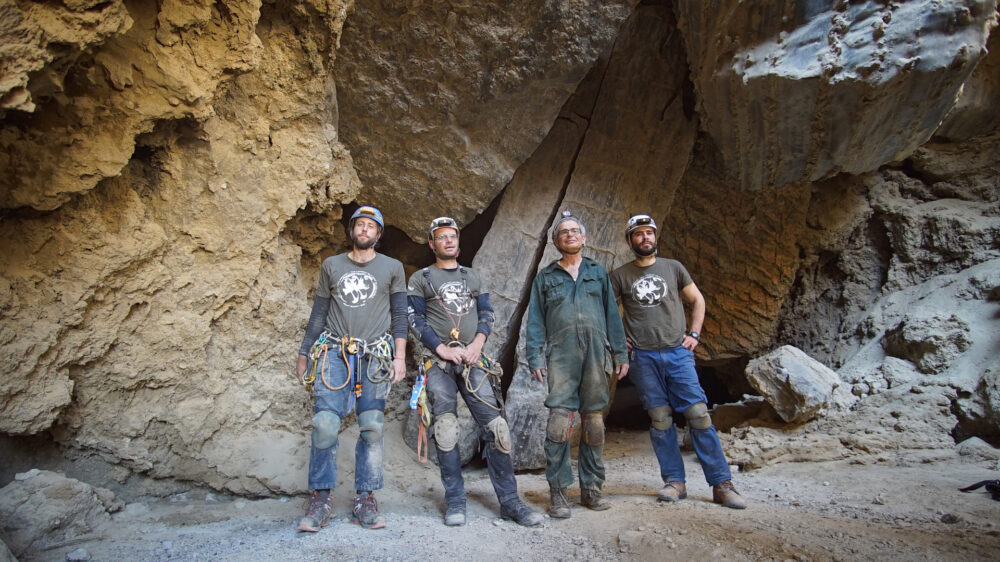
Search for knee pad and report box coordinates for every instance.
[684,402,712,430]
[434,413,460,452]
[648,405,673,431]
[311,410,341,450]
[581,412,605,447]
[485,416,512,454]
[358,410,384,444]
[546,408,573,443]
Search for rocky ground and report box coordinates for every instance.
[9,425,999,562]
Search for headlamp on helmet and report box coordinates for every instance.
[350,206,385,231]
[625,214,657,240]
[428,216,459,241]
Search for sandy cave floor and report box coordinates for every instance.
[21,427,1000,562]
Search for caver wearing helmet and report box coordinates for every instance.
[610,212,747,510]
[406,216,542,528]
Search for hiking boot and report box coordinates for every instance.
[658,481,687,502]
[444,502,467,526]
[713,480,747,510]
[297,490,333,532]
[580,488,611,511]
[352,491,387,529]
[548,486,571,519]
[500,498,543,527]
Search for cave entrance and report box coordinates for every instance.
[605,356,753,430]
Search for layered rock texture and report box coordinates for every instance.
[2,0,998,493]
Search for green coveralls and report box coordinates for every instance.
[525,257,629,491]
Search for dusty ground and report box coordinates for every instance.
[16,426,1000,562]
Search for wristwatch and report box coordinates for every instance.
[686,331,700,341]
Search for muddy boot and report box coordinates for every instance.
[580,488,611,511]
[352,491,387,529]
[500,497,543,527]
[297,490,333,532]
[712,480,747,510]
[444,501,467,526]
[658,481,687,502]
[548,485,571,519]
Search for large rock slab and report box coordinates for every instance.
[675,0,996,190]
[334,0,637,240]
[487,2,699,469]
[0,469,122,558]
[745,345,847,424]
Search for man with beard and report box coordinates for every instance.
[610,214,746,509]
[407,217,542,527]
[525,210,629,518]
[296,206,408,532]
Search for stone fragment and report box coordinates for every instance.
[956,437,1000,464]
[745,346,845,423]
[0,470,118,557]
[882,313,972,374]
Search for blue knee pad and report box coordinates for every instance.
[358,410,384,445]
[312,410,341,450]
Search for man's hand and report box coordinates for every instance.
[681,334,699,351]
[461,339,484,365]
[615,363,629,380]
[436,344,465,364]
[391,357,406,384]
[626,337,633,352]
[296,354,308,377]
[531,368,546,382]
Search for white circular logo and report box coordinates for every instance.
[337,271,378,308]
[438,281,473,316]
[631,274,667,307]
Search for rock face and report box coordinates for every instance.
[1,0,999,497]
[675,0,996,189]
[745,346,851,424]
[334,0,637,240]
[0,469,121,557]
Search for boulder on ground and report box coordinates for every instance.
[882,313,972,374]
[0,469,121,557]
[745,346,846,424]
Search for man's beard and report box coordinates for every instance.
[352,232,377,250]
[434,247,459,260]
[631,242,656,257]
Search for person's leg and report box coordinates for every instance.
[426,362,467,524]
[352,354,390,528]
[631,347,686,495]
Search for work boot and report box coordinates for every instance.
[658,481,687,502]
[444,502,467,526]
[580,488,611,511]
[500,498,543,527]
[352,491,387,529]
[712,480,747,510]
[297,490,333,532]
[548,485,571,519]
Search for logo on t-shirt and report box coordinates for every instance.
[437,281,473,316]
[631,274,668,307]
[337,271,378,308]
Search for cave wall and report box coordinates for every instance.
[1,0,998,491]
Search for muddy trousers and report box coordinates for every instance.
[307,351,388,491]
[428,362,518,507]
[544,436,605,491]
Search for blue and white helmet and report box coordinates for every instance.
[350,206,384,231]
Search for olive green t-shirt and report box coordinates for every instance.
[610,258,693,350]
[407,265,484,347]
[315,253,406,342]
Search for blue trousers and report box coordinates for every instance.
[307,348,388,491]
[631,346,731,486]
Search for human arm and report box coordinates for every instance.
[461,292,494,364]
[297,295,331,375]
[525,274,547,381]
[390,291,408,382]
[603,271,630,374]
[680,282,705,351]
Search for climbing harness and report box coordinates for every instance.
[412,360,432,463]
[302,331,395,411]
